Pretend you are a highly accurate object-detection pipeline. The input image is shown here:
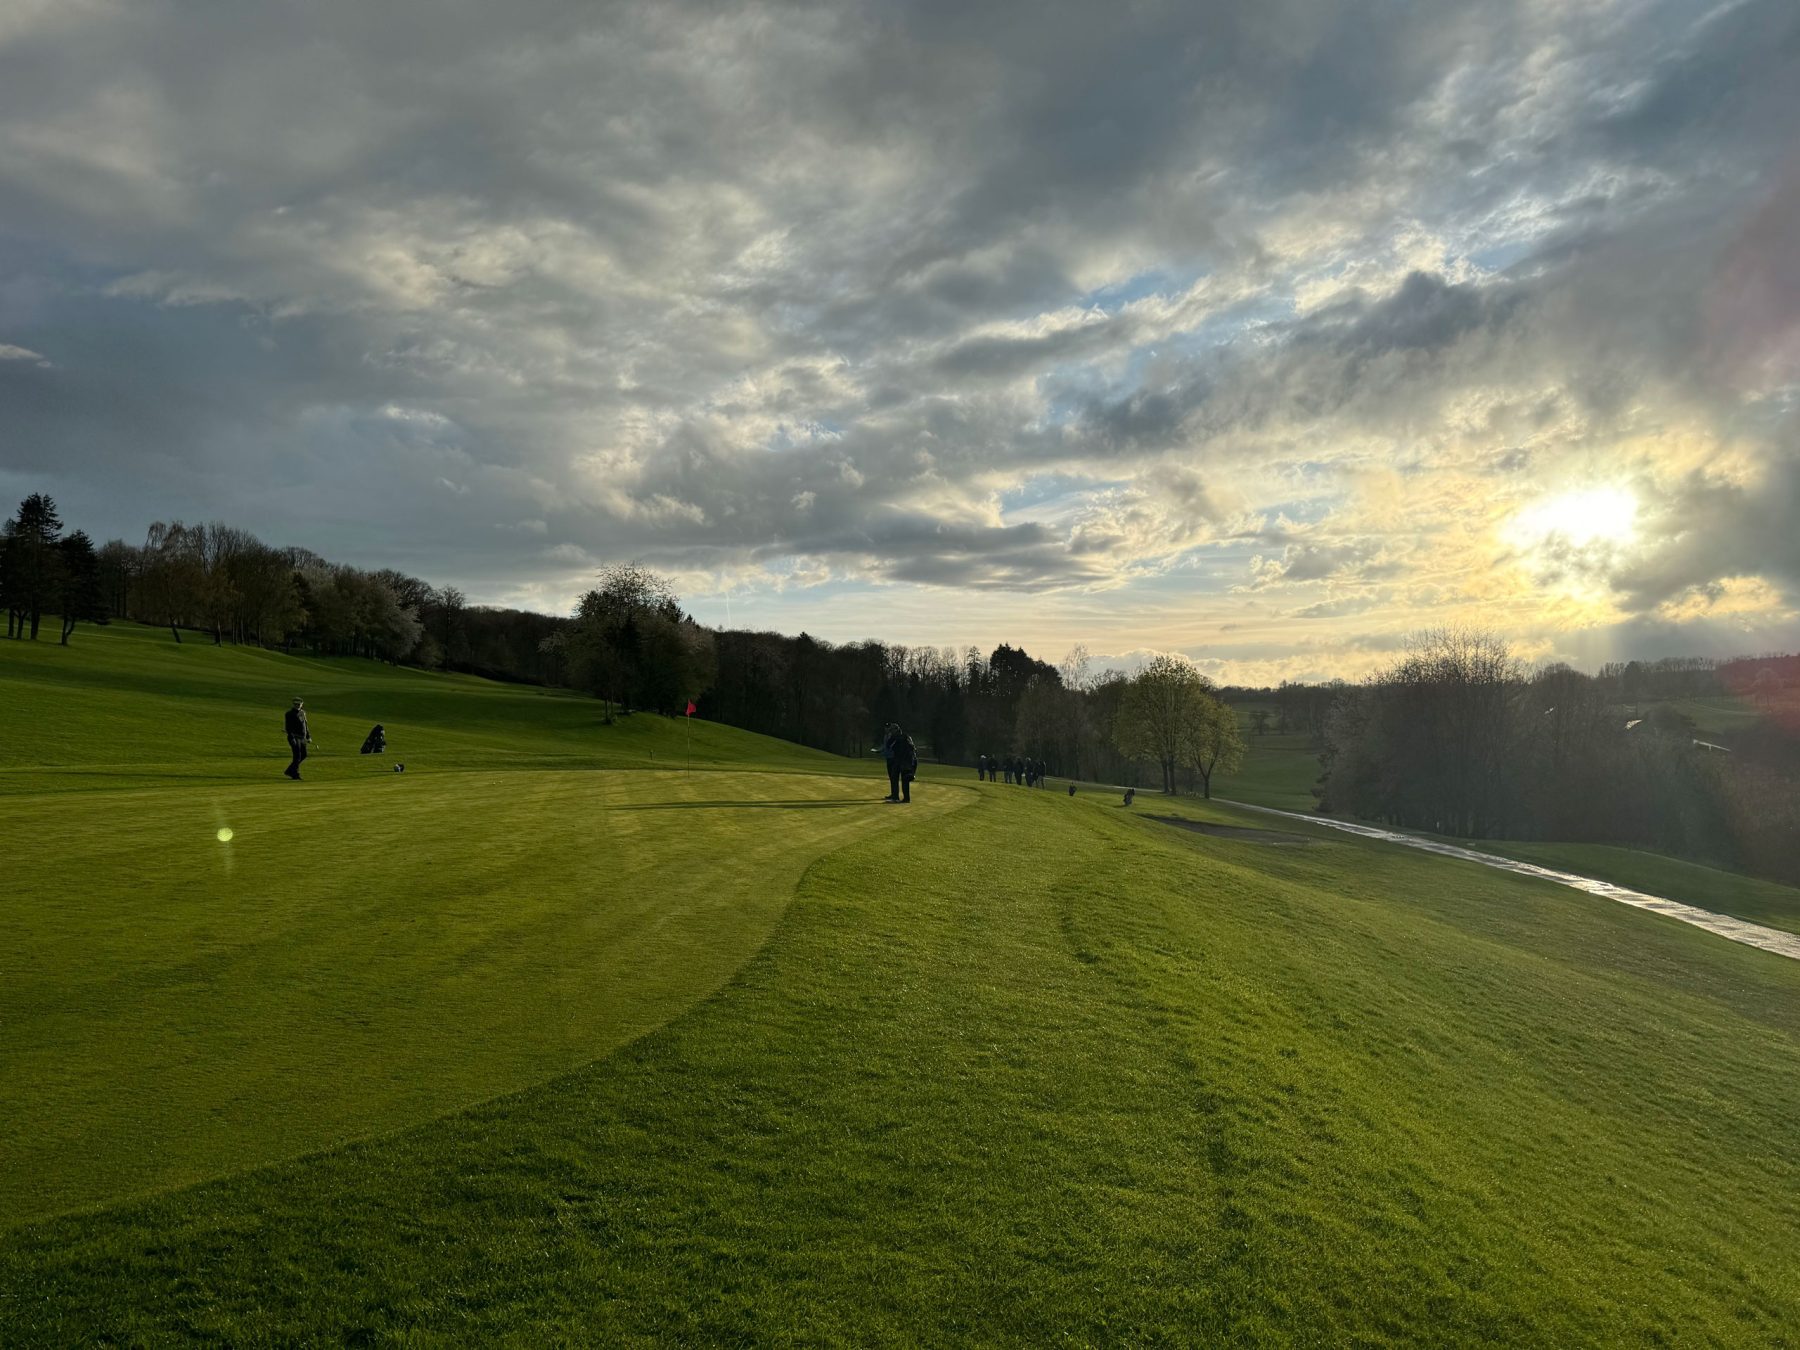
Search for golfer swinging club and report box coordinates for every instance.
[284,696,311,780]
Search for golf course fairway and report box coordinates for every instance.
[4,625,1799,1344]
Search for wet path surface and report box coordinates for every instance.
[1223,801,1800,962]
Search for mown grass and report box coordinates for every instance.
[0,769,960,1224]
[3,626,1798,1343]
[1,625,915,1225]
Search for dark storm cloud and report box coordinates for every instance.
[0,0,1796,632]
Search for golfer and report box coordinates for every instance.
[893,726,919,803]
[284,697,311,780]
[876,722,901,801]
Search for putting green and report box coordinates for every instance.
[1,766,961,1224]
[1,624,950,1224]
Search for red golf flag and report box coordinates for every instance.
[685,700,697,716]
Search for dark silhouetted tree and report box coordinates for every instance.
[56,530,105,644]
[2,494,64,639]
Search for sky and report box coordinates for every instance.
[2,0,1797,683]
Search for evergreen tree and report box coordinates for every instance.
[55,531,106,645]
[2,494,65,639]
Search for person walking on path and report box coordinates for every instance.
[284,697,311,780]
[894,727,919,803]
[876,723,901,801]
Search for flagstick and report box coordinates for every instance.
[685,706,691,776]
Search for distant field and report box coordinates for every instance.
[1644,694,1763,736]
[4,627,1798,1344]
[1226,730,1322,812]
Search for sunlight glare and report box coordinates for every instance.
[1507,486,1639,550]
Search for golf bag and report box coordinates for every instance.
[360,724,387,755]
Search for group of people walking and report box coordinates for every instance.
[978,753,1049,788]
[875,730,1052,801]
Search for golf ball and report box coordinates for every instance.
[216,827,234,843]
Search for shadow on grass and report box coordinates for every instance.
[1149,814,1319,846]
[609,799,876,811]
[0,768,271,787]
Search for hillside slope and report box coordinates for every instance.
[0,621,851,791]
[3,627,1798,1343]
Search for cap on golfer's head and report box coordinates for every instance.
[293,697,304,707]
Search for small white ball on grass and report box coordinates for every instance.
[216,827,234,843]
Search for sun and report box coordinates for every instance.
[1505,485,1639,551]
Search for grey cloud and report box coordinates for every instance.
[1299,271,1514,360]
[1288,595,1381,620]
[1249,540,1393,589]
[1,0,1796,622]
[1609,455,1800,612]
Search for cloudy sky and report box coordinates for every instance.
[2,0,1797,681]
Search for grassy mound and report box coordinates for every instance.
[3,627,1798,1343]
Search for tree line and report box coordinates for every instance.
[12,492,1794,863]
[0,494,1245,794]
[1312,628,1800,885]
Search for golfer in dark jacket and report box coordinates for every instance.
[878,724,901,801]
[894,728,919,803]
[284,697,310,780]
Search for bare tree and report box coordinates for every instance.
[141,521,204,642]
